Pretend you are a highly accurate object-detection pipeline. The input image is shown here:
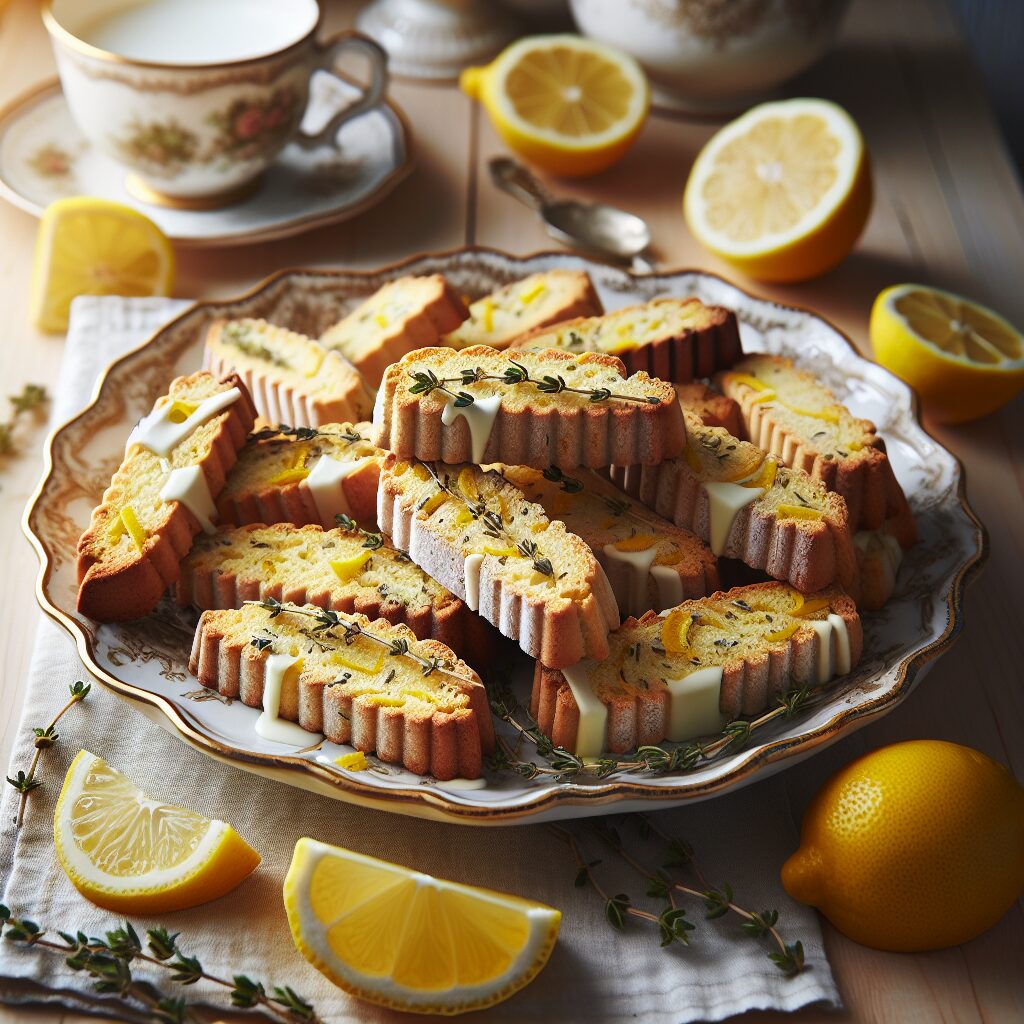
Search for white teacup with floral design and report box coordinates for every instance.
[43,0,388,208]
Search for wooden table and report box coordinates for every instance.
[1,0,1022,1021]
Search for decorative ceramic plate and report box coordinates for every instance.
[0,76,412,248]
[24,250,986,824]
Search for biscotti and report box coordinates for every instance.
[496,465,718,617]
[204,319,373,429]
[717,355,916,546]
[508,297,743,382]
[372,345,684,470]
[611,412,858,595]
[378,456,620,668]
[676,382,743,437]
[445,271,603,349]
[190,602,494,779]
[217,422,381,530]
[77,372,257,622]
[320,274,469,386]
[176,521,485,661]
[532,582,862,756]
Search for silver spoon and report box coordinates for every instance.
[489,157,655,271]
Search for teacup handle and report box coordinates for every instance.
[296,32,389,151]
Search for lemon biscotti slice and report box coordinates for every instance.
[717,355,916,545]
[445,271,603,350]
[611,412,858,595]
[496,465,718,617]
[177,521,485,661]
[77,372,257,622]
[320,274,469,386]
[378,457,620,668]
[532,582,862,756]
[217,423,381,530]
[190,602,494,779]
[373,346,684,470]
[508,298,743,382]
[675,382,744,436]
[204,319,373,429]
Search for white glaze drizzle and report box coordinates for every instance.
[828,612,851,675]
[159,465,217,534]
[807,619,835,684]
[602,543,658,617]
[651,565,683,611]
[666,665,725,741]
[305,455,368,527]
[464,553,484,611]
[127,387,241,457]
[442,393,501,463]
[433,777,488,791]
[255,653,319,745]
[561,661,608,757]
[703,483,764,556]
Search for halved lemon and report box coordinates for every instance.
[284,838,561,1015]
[461,35,649,178]
[31,197,174,333]
[54,750,259,914]
[684,98,872,282]
[870,284,1024,423]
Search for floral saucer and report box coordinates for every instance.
[0,76,412,247]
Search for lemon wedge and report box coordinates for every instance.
[870,284,1024,423]
[54,750,259,914]
[461,34,649,178]
[31,197,174,333]
[684,98,871,282]
[284,838,561,1014]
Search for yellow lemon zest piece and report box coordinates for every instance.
[776,504,824,521]
[793,597,831,617]
[334,751,369,771]
[334,645,385,676]
[457,467,479,503]
[743,458,778,489]
[166,399,198,424]
[614,533,658,552]
[765,621,801,643]
[520,280,547,305]
[606,340,639,354]
[481,296,495,332]
[330,551,372,582]
[778,399,842,423]
[661,610,692,654]
[482,543,518,557]
[374,313,388,328]
[303,348,325,378]
[119,506,147,552]
[418,491,448,516]
[454,507,474,527]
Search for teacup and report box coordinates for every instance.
[43,0,389,208]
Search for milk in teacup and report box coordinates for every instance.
[77,0,313,64]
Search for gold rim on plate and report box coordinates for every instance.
[21,248,989,823]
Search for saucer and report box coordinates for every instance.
[0,76,413,248]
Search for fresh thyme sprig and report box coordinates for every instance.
[549,819,805,975]
[486,674,817,781]
[248,424,365,445]
[417,461,555,577]
[334,513,384,549]
[0,383,47,459]
[541,466,584,493]
[245,599,478,685]
[0,907,319,1023]
[408,360,663,407]
[6,680,89,827]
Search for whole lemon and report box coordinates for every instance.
[782,740,1024,952]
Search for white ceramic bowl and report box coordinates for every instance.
[569,0,850,113]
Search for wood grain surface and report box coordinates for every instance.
[0,0,1021,1021]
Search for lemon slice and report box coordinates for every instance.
[461,34,649,178]
[54,750,259,914]
[870,284,1024,423]
[284,838,561,1014]
[31,197,175,333]
[684,98,871,282]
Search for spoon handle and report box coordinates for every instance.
[489,157,551,211]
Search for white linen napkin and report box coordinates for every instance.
[0,296,841,1024]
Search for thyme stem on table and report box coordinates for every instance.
[6,680,90,827]
[0,383,47,461]
[0,907,319,1023]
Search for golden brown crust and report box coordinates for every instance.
[675,382,744,437]
[377,456,620,669]
[373,346,685,470]
[175,522,491,663]
[76,373,256,623]
[204,319,372,429]
[718,357,917,546]
[509,298,743,382]
[531,584,863,755]
[189,610,492,779]
[610,457,859,596]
